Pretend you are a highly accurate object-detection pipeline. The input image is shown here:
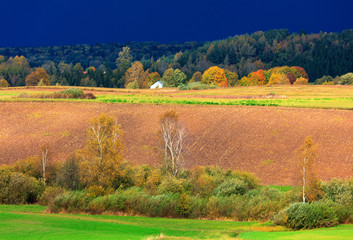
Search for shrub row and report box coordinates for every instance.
[49,186,298,221]
[18,88,96,99]
[179,82,217,90]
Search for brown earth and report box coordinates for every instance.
[1,102,353,185]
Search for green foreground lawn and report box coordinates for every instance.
[1,205,352,240]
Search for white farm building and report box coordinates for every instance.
[150,81,164,89]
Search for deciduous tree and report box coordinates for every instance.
[293,77,309,85]
[161,68,175,87]
[296,136,318,203]
[116,47,133,72]
[201,66,228,87]
[224,70,238,86]
[173,69,187,86]
[40,143,51,182]
[146,72,161,87]
[56,157,81,190]
[124,61,149,88]
[189,71,202,83]
[248,70,266,85]
[0,78,9,87]
[287,72,296,84]
[160,111,188,176]
[267,73,290,85]
[78,114,124,187]
[25,68,50,86]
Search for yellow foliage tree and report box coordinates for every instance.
[267,73,290,85]
[224,70,239,86]
[296,136,318,203]
[25,68,50,86]
[239,76,255,86]
[293,77,309,85]
[124,61,149,88]
[146,72,161,88]
[78,114,124,187]
[201,66,228,87]
[0,78,9,87]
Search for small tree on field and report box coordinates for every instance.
[0,78,9,87]
[25,68,50,86]
[160,111,188,176]
[287,72,296,84]
[296,136,318,203]
[40,143,51,182]
[56,157,81,190]
[78,114,124,187]
[189,71,202,83]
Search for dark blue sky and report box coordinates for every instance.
[1,0,352,47]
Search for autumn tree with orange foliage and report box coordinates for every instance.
[240,69,266,86]
[249,70,266,85]
[25,68,50,86]
[238,66,309,86]
[201,66,228,87]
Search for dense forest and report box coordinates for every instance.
[0,29,352,88]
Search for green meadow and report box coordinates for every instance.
[1,205,352,240]
[1,85,353,109]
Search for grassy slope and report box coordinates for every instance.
[1,205,353,240]
[240,225,353,240]
[1,85,353,109]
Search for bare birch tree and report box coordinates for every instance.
[160,110,188,176]
[296,136,318,203]
[40,143,50,182]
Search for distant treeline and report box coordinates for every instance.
[0,29,353,87]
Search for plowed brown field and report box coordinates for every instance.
[1,102,353,185]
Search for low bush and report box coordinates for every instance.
[86,185,106,198]
[318,199,349,223]
[206,196,240,219]
[17,88,96,99]
[321,179,353,207]
[284,201,339,229]
[38,186,65,206]
[232,171,260,190]
[126,81,139,89]
[176,193,192,217]
[157,176,187,194]
[0,170,43,204]
[82,93,96,99]
[52,191,90,213]
[213,178,248,197]
[246,195,282,221]
[60,88,84,98]
[189,196,207,219]
[179,82,217,90]
[272,208,287,226]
